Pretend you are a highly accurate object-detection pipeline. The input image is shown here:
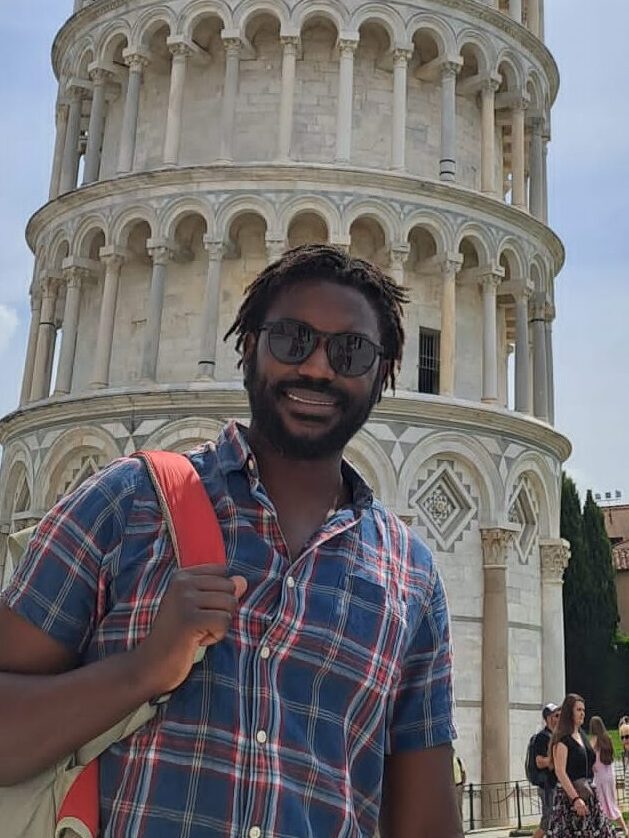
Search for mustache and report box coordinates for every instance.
[274,379,348,406]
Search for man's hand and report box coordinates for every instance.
[133,567,247,696]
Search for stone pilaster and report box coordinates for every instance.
[197,239,224,379]
[30,277,60,401]
[141,242,172,382]
[335,37,359,163]
[278,36,300,161]
[219,36,242,162]
[480,77,500,195]
[118,49,150,173]
[481,527,516,797]
[391,48,412,171]
[163,38,192,165]
[439,60,461,182]
[531,293,549,421]
[480,269,504,403]
[511,96,529,210]
[440,254,463,397]
[55,265,91,395]
[529,116,544,219]
[20,289,42,405]
[388,242,410,285]
[514,284,532,413]
[540,539,571,702]
[49,101,69,200]
[91,248,125,389]
[83,65,114,184]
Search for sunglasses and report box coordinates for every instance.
[622,735,629,741]
[259,319,384,378]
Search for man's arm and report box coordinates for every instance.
[535,732,551,769]
[380,744,464,838]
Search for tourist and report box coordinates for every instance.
[533,702,561,838]
[547,693,614,837]
[619,720,629,812]
[452,749,467,822]
[589,715,627,835]
[0,245,462,837]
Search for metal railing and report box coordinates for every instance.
[463,780,541,832]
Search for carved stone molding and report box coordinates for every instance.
[481,527,517,568]
[539,538,571,582]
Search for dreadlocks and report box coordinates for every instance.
[224,243,410,391]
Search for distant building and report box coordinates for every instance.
[601,504,629,633]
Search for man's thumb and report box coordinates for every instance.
[232,575,248,600]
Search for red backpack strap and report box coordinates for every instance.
[134,450,226,568]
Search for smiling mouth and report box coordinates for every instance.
[285,391,337,408]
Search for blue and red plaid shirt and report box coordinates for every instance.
[3,421,455,837]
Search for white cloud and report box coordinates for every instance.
[0,305,19,356]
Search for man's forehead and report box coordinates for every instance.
[265,279,380,334]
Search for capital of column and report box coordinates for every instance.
[123,48,151,72]
[65,81,89,101]
[390,242,411,265]
[280,35,301,52]
[481,75,501,95]
[39,275,61,299]
[480,268,505,291]
[266,238,286,263]
[540,538,571,581]
[440,59,463,79]
[203,237,224,262]
[338,37,359,56]
[512,94,530,114]
[222,36,242,57]
[88,63,115,86]
[440,253,464,279]
[99,245,126,270]
[481,527,517,568]
[62,265,92,288]
[167,37,193,60]
[545,302,556,322]
[530,291,547,321]
[393,47,413,67]
[147,241,172,266]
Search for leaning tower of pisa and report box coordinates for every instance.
[0,0,571,787]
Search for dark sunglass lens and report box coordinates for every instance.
[269,321,313,363]
[329,334,375,376]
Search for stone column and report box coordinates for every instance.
[83,67,111,184]
[91,249,125,389]
[118,50,149,174]
[54,266,89,395]
[531,293,549,421]
[266,236,286,265]
[391,49,411,171]
[335,38,358,163]
[440,256,463,397]
[509,0,523,23]
[30,278,59,401]
[49,102,69,200]
[481,528,515,791]
[278,36,299,161]
[19,291,42,405]
[529,116,544,219]
[481,78,499,195]
[511,98,528,210]
[141,244,171,382]
[388,243,410,285]
[59,86,84,194]
[197,240,224,379]
[545,302,555,425]
[528,0,541,37]
[481,271,503,403]
[542,137,549,224]
[440,61,460,182]
[540,540,571,702]
[163,39,191,165]
[219,37,242,162]
[514,285,532,413]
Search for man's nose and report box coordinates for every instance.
[296,338,335,380]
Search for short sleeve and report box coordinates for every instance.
[1,458,140,654]
[534,731,549,758]
[385,566,457,754]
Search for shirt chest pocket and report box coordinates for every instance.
[321,566,408,693]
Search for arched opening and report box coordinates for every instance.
[406,226,441,394]
[496,60,519,205]
[182,15,225,164]
[407,29,444,178]
[110,219,152,384]
[294,16,339,162]
[287,211,329,248]
[99,34,129,179]
[219,211,269,379]
[135,22,172,170]
[349,216,387,267]
[352,21,393,169]
[236,13,283,162]
[457,43,487,190]
[457,235,486,401]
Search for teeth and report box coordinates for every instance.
[286,392,334,406]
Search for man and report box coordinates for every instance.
[533,702,561,838]
[0,245,461,837]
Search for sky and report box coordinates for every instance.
[0,0,627,505]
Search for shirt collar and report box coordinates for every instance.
[216,419,374,510]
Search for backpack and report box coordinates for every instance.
[0,450,226,838]
[525,731,547,787]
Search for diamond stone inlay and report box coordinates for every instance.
[508,480,538,565]
[409,462,477,552]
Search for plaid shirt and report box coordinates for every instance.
[3,421,455,837]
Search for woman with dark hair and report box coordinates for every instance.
[547,694,614,837]
[589,716,627,835]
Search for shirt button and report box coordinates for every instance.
[249,828,261,838]
[260,646,271,660]
[256,730,268,745]
[286,576,295,589]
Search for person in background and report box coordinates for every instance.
[533,702,561,838]
[589,716,627,835]
[619,721,629,816]
[547,693,614,837]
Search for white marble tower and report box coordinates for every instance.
[0,0,571,788]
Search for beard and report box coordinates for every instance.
[244,349,381,460]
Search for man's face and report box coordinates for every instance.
[548,709,560,732]
[244,279,386,460]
